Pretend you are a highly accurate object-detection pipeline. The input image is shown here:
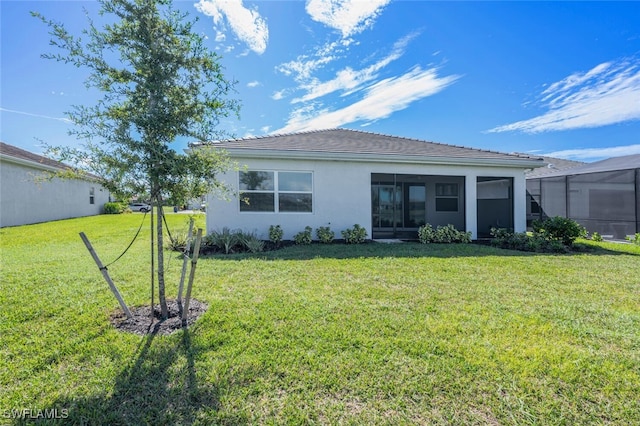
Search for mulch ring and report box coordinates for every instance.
[110,299,208,336]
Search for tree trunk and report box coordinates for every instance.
[156,197,168,319]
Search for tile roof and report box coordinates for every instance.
[193,128,544,164]
[524,155,585,178]
[0,141,70,171]
[527,154,640,179]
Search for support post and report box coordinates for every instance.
[79,232,133,320]
[182,228,203,325]
[177,217,195,308]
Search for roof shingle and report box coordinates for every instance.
[0,142,70,171]
[193,128,544,164]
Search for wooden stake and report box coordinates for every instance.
[79,232,133,320]
[150,203,155,318]
[182,228,203,325]
[177,217,195,307]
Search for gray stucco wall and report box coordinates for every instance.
[0,160,110,227]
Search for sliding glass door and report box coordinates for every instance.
[372,173,465,238]
[372,184,402,230]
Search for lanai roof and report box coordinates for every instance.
[192,128,544,167]
[528,154,640,179]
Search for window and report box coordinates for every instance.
[239,171,312,213]
[89,187,95,205]
[239,171,274,212]
[435,183,458,212]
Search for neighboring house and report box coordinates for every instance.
[193,129,545,240]
[526,154,640,239]
[0,142,110,228]
[525,156,585,179]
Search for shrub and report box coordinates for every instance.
[532,216,586,247]
[417,224,436,244]
[269,225,284,247]
[205,227,240,254]
[165,230,191,252]
[626,233,640,246]
[294,226,313,245]
[240,232,265,253]
[418,224,471,244]
[103,202,125,214]
[315,226,334,244]
[591,232,603,242]
[490,228,568,253]
[342,224,367,244]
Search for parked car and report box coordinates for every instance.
[129,202,151,212]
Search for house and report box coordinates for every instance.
[193,129,545,240]
[526,154,640,240]
[0,142,110,228]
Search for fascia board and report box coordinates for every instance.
[0,154,65,173]
[0,154,102,182]
[221,148,546,169]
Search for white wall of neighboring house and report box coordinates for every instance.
[206,156,528,240]
[0,158,110,228]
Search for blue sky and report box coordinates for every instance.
[2,1,640,162]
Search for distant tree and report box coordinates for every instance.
[33,0,240,319]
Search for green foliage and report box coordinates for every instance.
[33,0,241,317]
[591,232,604,242]
[490,228,568,253]
[417,223,436,243]
[342,224,368,244]
[205,227,240,254]
[103,201,125,214]
[418,224,472,244]
[165,230,191,252]
[239,232,265,253]
[532,216,587,247]
[33,0,240,205]
[626,233,640,245]
[294,226,313,245]
[315,226,335,244]
[268,225,284,247]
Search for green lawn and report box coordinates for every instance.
[1,214,639,424]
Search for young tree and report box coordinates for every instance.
[34,0,240,319]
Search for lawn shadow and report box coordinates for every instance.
[21,325,244,425]
[196,240,639,262]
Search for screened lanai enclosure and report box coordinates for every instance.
[526,155,640,240]
[371,173,465,238]
[371,173,514,239]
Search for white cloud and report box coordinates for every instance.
[274,66,459,133]
[195,0,268,55]
[271,90,286,100]
[277,51,339,82]
[488,58,640,133]
[306,0,391,38]
[0,107,72,124]
[247,81,260,88]
[292,31,420,103]
[276,1,392,83]
[544,144,640,161]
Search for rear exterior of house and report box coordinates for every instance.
[196,129,544,240]
[0,142,110,228]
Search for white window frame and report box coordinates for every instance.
[239,170,313,214]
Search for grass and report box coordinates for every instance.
[1,214,639,424]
